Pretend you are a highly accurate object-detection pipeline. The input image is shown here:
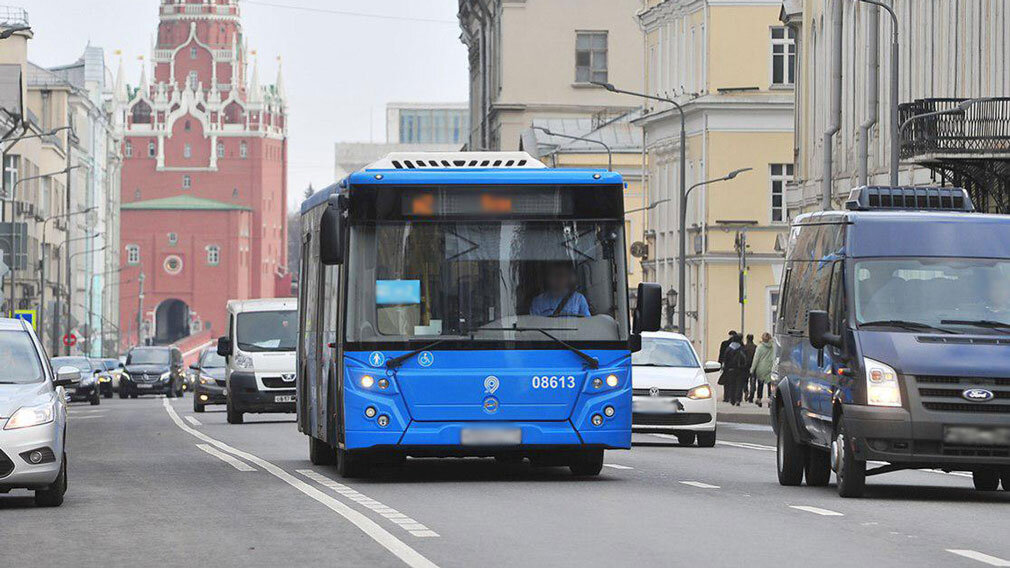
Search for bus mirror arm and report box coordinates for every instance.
[320,196,347,266]
[633,283,663,334]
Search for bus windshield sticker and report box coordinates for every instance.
[376,280,421,305]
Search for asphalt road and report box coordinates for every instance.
[2,396,1008,568]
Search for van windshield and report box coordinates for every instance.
[127,349,170,366]
[855,258,1010,334]
[236,310,297,352]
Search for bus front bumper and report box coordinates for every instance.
[345,420,630,452]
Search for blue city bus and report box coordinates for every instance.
[296,152,662,477]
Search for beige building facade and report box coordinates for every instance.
[637,0,794,361]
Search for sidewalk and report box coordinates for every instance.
[715,384,773,426]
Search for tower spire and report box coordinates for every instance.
[248,52,261,103]
[275,56,285,100]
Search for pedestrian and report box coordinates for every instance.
[722,333,748,406]
[717,330,737,402]
[750,332,774,407]
[743,334,757,402]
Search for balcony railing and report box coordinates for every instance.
[900,98,1010,158]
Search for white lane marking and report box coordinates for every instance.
[68,414,106,420]
[160,399,440,567]
[789,505,844,517]
[196,444,256,471]
[68,408,107,414]
[185,416,202,426]
[718,422,773,432]
[297,469,440,538]
[680,481,720,489]
[947,550,1010,567]
[717,440,776,452]
[603,463,633,470]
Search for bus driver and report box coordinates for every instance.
[530,263,591,317]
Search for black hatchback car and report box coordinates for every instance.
[191,348,227,412]
[120,346,185,398]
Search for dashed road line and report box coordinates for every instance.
[185,416,202,426]
[603,463,634,470]
[717,440,776,452]
[196,444,256,471]
[789,505,844,517]
[68,414,106,420]
[161,398,441,568]
[947,550,1010,567]
[296,469,439,538]
[680,481,720,489]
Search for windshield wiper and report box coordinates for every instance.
[384,336,468,371]
[858,320,954,334]
[475,324,599,369]
[940,319,1010,334]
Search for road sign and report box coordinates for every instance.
[13,309,35,329]
[63,333,77,347]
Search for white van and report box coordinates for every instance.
[216,298,298,424]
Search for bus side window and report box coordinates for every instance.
[828,261,845,336]
[777,267,792,334]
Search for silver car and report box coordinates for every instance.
[0,318,78,507]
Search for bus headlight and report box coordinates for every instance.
[687,384,713,400]
[605,374,619,387]
[364,406,377,418]
[360,375,375,389]
[865,357,901,407]
[234,353,254,371]
[592,377,603,389]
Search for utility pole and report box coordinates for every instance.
[137,271,145,347]
[736,231,749,338]
[64,133,72,354]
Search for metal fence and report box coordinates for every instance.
[900,98,1010,158]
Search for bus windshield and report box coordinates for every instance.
[855,258,1010,334]
[346,220,628,344]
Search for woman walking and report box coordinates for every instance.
[749,332,775,407]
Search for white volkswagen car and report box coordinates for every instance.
[631,331,720,446]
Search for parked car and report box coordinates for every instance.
[191,348,227,413]
[0,318,75,507]
[120,346,185,398]
[51,357,101,406]
[631,331,720,446]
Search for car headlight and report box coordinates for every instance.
[864,357,901,407]
[234,353,254,371]
[199,373,216,385]
[160,371,172,382]
[687,384,713,400]
[4,402,56,430]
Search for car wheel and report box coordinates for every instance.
[336,448,369,478]
[805,447,832,487]
[676,432,697,446]
[696,430,717,448]
[193,399,205,413]
[776,410,806,486]
[90,391,101,406]
[973,470,1000,491]
[226,400,244,424]
[34,454,67,507]
[119,388,128,399]
[130,393,138,399]
[833,417,866,498]
[103,391,112,399]
[309,436,336,466]
[569,449,605,476]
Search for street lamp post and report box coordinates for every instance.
[592,81,690,332]
[532,126,613,171]
[853,0,900,186]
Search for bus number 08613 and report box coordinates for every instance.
[532,375,576,389]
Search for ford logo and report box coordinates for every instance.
[962,388,995,402]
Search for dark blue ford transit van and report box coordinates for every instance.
[771,186,1010,497]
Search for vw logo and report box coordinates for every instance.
[649,386,660,397]
[962,388,995,402]
[484,376,500,395]
[482,396,500,414]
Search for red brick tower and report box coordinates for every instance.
[117,0,288,348]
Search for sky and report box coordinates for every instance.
[16,0,469,210]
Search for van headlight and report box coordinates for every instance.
[234,353,254,371]
[865,357,901,407]
[160,371,172,382]
[4,402,56,430]
[687,384,713,400]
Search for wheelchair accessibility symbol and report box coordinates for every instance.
[417,351,434,367]
[369,351,385,367]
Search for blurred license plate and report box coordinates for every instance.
[136,384,152,389]
[944,426,1010,446]
[633,397,677,413]
[274,395,295,403]
[461,428,521,446]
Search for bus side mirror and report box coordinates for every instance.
[320,199,346,266]
[808,310,841,350]
[217,336,233,357]
[633,282,663,334]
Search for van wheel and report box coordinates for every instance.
[309,436,336,466]
[973,470,1000,491]
[226,400,244,424]
[336,449,368,478]
[833,418,866,498]
[569,449,604,476]
[119,389,128,399]
[35,454,67,507]
[805,448,832,486]
[676,432,696,446]
[696,430,717,448]
[776,410,806,486]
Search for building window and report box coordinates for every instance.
[184,120,191,132]
[184,143,192,158]
[206,245,220,266]
[216,141,224,158]
[188,70,198,88]
[148,141,156,158]
[575,31,608,83]
[190,46,198,60]
[168,232,178,246]
[126,245,140,265]
[771,27,797,86]
[124,141,133,158]
[182,175,191,189]
[770,163,794,223]
[3,154,19,197]
[163,255,183,275]
[134,188,141,200]
[239,141,248,159]
[232,187,239,198]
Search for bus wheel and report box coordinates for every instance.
[336,449,369,478]
[776,411,806,486]
[309,436,336,466]
[569,449,604,476]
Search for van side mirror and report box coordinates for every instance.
[808,310,841,349]
[53,366,82,387]
[320,196,347,266]
[633,282,663,334]
[217,336,233,357]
